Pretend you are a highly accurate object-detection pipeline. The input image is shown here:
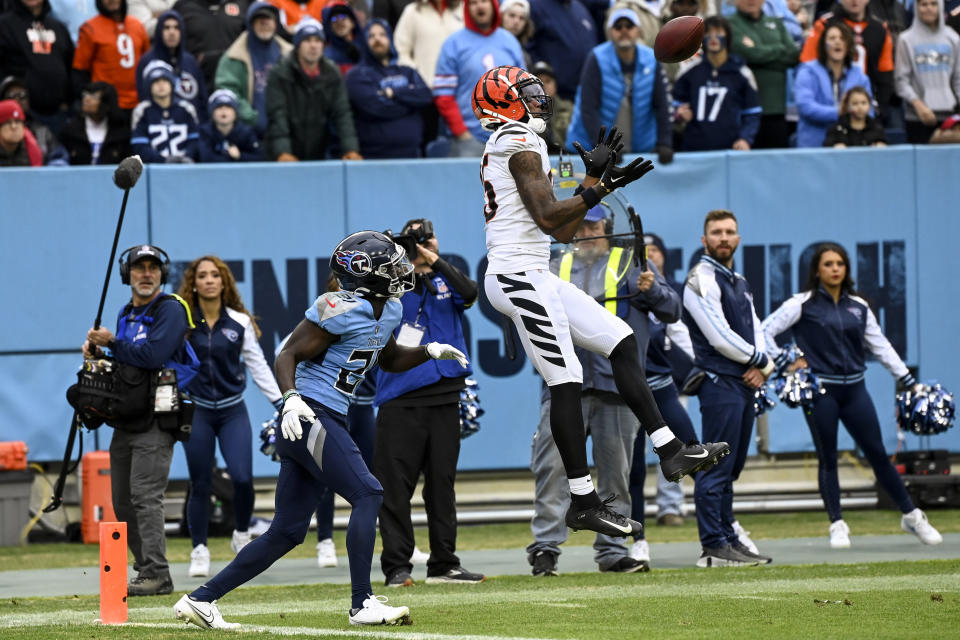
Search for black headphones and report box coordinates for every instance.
[118,245,171,285]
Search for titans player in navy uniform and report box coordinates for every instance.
[174,231,469,629]
[761,242,942,549]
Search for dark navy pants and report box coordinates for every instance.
[695,375,754,549]
[803,380,914,521]
[315,401,376,540]
[629,382,698,529]
[191,397,384,609]
[183,402,254,546]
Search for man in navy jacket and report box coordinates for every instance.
[683,210,774,568]
[345,18,432,158]
[373,219,484,587]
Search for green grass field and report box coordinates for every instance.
[1,560,957,639]
[4,509,960,571]
[2,511,959,638]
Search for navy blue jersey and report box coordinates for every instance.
[672,56,762,151]
[296,291,403,414]
[130,98,199,162]
[683,255,770,378]
[761,287,911,385]
[187,306,281,407]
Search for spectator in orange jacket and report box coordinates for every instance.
[266,0,326,32]
[73,0,151,111]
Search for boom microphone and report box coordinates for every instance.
[113,155,144,190]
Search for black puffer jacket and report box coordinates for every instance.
[0,0,75,115]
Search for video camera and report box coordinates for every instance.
[385,218,434,260]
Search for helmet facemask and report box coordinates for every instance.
[516,77,553,133]
[376,244,416,298]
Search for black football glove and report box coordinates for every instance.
[572,126,625,178]
[596,155,655,195]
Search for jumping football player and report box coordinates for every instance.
[475,65,731,538]
[174,231,469,629]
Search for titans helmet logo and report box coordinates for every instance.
[334,250,372,276]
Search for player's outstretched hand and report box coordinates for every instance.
[426,342,469,368]
[598,156,655,194]
[280,393,316,440]
[573,126,624,178]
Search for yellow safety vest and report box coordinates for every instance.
[558,247,624,315]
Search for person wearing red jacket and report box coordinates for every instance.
[73,0,150,111]
[432,0,524,155]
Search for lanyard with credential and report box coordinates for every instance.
[396,275,430,347]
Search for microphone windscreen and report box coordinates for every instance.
[113,155,144,190]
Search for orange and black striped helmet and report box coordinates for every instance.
[472,65,553,130]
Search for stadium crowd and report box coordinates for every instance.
[2,0,960,166]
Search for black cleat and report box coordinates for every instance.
[565,495,643,538]
[696,544,761,568]
[732,541,773,565]
[599,556,650,573]
[528,550,559,577]
[659,441,731,483]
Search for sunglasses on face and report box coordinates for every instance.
[612,21,635,31]
[330,13,351,22]
[5,90,27,100]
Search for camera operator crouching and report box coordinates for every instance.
[80,245,199,596]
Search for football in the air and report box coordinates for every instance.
[654,15,705,63]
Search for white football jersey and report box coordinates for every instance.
[481,120,553,275]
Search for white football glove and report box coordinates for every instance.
[280,393,316,441]
[425,342,469,368]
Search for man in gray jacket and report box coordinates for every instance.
[526,205,683,576]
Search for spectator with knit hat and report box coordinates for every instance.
[136,10,208,122]
[198,88,262,160]
[0,98,37,166]
[131,60,200,162]
[322,0,364,74]
[345,18,432,158]
[265,18,362,160]
[214,1,292,134]
[500,0,533,65]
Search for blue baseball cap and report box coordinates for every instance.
[607,7,640,30]
[584,205,608,222]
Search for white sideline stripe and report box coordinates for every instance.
[134,621,568,640]
[3,573,959,630]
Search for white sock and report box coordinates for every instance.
[649,426,676,449]
[568,474,595,495]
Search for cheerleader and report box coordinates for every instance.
[761,243,942,548]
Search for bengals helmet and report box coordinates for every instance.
[472,65,553,133]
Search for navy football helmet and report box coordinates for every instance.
[330,231,415,298]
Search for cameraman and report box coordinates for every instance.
[374,219,484,587]
[82,245,193,597]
